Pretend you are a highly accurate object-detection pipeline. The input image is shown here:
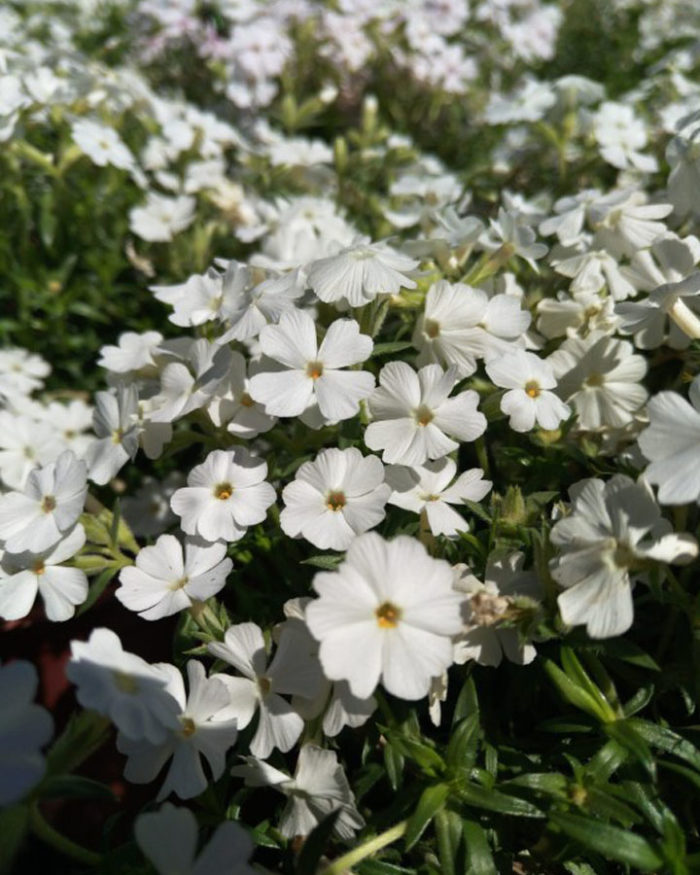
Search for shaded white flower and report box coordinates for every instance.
[593,102,657,173]
[116,535,232,620]
[306,236,418,307]
[366,362,486,466]
[209,621,322,758]
[0,348,50,398]
[249,309,374,423]
[0,412,62,490]
[589,189,672,259]
[118,661,239,800]
[150,340,232,424]
[548,333,647,431]
[84,385,140,485]
[452,555,540,667]
[413,280,530,377]
[306,533,463,700]
[67,628,182,743]
[0,660,53,807]
[97,331,164,375]
[206,351,275,439]
[281,448,390,551]
[135,803,256,875]
[232,745,364,839]
[486,350,571,432]
[121,473,183,538]
[71,118,135,170]
[638,377,700,505]
[386,459,491,537]
[216,265,303,344]
[551,476,698,638]
[0,525,87,622]
[0,450,86,554]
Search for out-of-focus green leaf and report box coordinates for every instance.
[550,812,664,870]
[404,783,450,850]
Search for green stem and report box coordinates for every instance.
[30,803,101,866]
[474,437,491,480]
[322,821,407,875]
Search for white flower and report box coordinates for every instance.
[118,661,239,800]
[365,362,486,466]
[0,412,62,490]
[206,351,275,439]
[0,660,53,807]
[121,473,182,538]
[638,377,700,504]
[135,803,256,875]
[0,348,50,398]
[485,350,571,432]
[386,459,491,537]
[130,192,196,242]
[593,102,657,173]
[209,621,322,759]
[589,189,672,260]
[67,628,182,744]
[281,448,390,551]
[84,385,140,485]
[71,118,135,171]
[150,340,231,424]
[0,525,88,622]
[97,331,164,374]
[116,536,232,620]
[305,532,463,700]
[216,265,303,344]
[413,280,530,377]
[171,448,275,543]
[249,309,374,423]
[0,450,86,554]
[551,476,698,638]
[548,332,648,431]
[44,399,94,458]
[232,745,364,839]
[306,236,418,307]
[452,555,540,667]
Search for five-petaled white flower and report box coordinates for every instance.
[281,448,390,550]
[485,349,571,432]
[116,535,233,620]
[249,309,374,423]
[365,362,486,465]
[171,448,276,543]
[305,532,463,700]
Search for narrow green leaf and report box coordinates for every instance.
[384,743,404,792]
[301,554,344,570]
[357,862,416,874]
[452,675,479,726]
[404,783,450,850]
[77,566,117,616]
[457,784,544,818]
[0,805,29,875]
[502,773,568,797]
[371,341,413,357]
[543,660,608,722]
[461,820,494,875]
[446,714,480,773]
[604,720,655,778]
[550,812,664,870]
[45,711,111,777]
[629,719,700,773]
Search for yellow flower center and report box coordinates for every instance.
[240,392,255,408]
[214,482,233,500]
[33,559,46,576]
[180,717,197,738]
[414,405,434,426]
[306,361,324,380]
[524,380,541,398]
[375,601,402,628]
[112,671,139,694]
[585,372,604,387]
[424,318,441,339]
[170,576,189,591]
[41,495,57,513]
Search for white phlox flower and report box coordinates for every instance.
[305,532,463,700]
[481,207,549,270]
[121,472,182,538]
[486,350,571,432]
[135,803,256,875]
[365,362,487,466]
[67,628,182,744]
[0,348,50,398]
[117,660,239,800]
[248,309,374,423]
[149,339,232,424]
[385,458,491,537]
[171,448,275,543]
[0,450,86,554]
[216,265,303,344]
[0,524,88,622]
[589,189,672,259]
[129,192,196,242]
[536,290,618,340]
[231,745,364,839]
[638,376,700,505]
[305,236,418,307]
[206,351,275,439]
[116,535,233,620]
[281,447,390,551]
[43,399,95,458]
[209,621,322,758]
[71,118,135,170]
[84,385,141,485]
[452,555,541,667]
[548,332,648,431]
[413,279,531,377]
[550,476,698,638]
[0,660,54,807]
[0,411,63,491]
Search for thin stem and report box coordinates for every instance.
[30,803,101,866]
[474,437,491,480]
[322,821,407,875]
